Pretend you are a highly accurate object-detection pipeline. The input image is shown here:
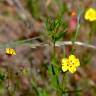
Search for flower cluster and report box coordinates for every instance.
[84,8,96,21]
[5,48,16,56]
[61,55,80,73]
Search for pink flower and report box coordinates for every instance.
[68,17,77,32]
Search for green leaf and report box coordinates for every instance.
[38,88,48,96]
[0,74,5,81]
[27,0,40,19]
[46,17,67,42]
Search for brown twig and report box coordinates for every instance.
[56,41,96,50]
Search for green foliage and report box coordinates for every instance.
[89,22,96,42]
[46,17,67,43]
[55,0,68,16]
[0,83,4,95]
[0,1,95,96]
[38,88,48,96]
[81,51,91,66]
[48,65,59,90]
[0,71,5,95]
[0,74,5,82]
[0,69,5,83]
[27,0,40,19]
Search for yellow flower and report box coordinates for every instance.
[61,58,69,72]
[61,55,80,73]
[5,48,16,55]
[68,55,80,67]
[84,8,96,21]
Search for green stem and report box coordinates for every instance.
[71,10,81,54]
[51,41,62,95]
[62,89,82,94]
[6,67,12,96]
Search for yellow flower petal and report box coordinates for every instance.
[62,65,68,72]
[61,58,67,64]
[84,8,96,21]
[61,58,69,72]
[69,54,76,60]
[75,59,80,67]
[6,48,16,55]
[61,55,80,74]
[68,54,80,67]
[68,66,76,73]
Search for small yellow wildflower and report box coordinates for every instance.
[84,8,96,21]
[61,55,80,73]
[68,55,80,67]
[61,58,69,72]
[5,48,16,56]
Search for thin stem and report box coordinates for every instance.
[0,38,96,50]
[62,89,82,94]
[0,36,40,48]
[56,41,96,49]
[53,42,56,56]
[0,27,95,49]
[6,67,12,96]
[51,41,62,95]
[71,10,82,53]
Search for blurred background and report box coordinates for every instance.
[0,0,96,96]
